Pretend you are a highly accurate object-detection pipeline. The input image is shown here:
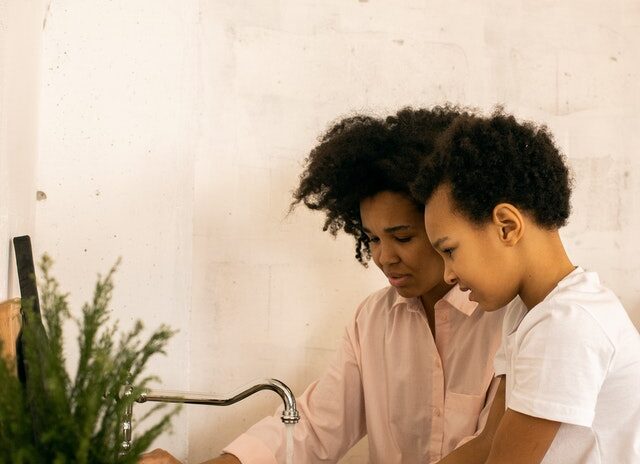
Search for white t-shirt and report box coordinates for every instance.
[494,267,640,463]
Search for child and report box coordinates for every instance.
[412,109,640,463]
[140,107,506,464]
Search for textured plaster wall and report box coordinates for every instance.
[188,2,640,463]
[23,1,640,463]
[0,0,43,300]
[34,0,199,458]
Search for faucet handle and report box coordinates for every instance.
[120,384,134,456]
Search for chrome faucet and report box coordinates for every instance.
[120,378,300,455]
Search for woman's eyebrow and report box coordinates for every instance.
[431,236,449,249]
[362,225,412,234]
[383,225,411,233]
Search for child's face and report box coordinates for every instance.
[424,185,520,311]
[360,191,446,300]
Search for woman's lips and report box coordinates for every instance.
[388,275,411,287]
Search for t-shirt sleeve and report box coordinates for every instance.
[507,304,614,427]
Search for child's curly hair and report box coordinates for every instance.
[291,106,463,265]
[411,108,573,228]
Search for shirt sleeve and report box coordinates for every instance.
[507,303,614,427]
[222,313,367,464]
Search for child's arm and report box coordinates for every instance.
[484,409,560,464]
[436,376,506,464]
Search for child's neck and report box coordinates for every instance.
[519,230,575,310]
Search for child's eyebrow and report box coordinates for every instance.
[431,236,449,249]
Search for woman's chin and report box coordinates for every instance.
[394,286,420,299]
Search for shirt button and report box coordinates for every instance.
[434,408,442,417]
[435,358,441,368]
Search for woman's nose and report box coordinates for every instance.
[377,241,399,266]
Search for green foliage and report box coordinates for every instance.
[0,255,180,463]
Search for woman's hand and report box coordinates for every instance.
[138,449,182,464]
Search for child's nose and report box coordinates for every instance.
[443,264,458,285]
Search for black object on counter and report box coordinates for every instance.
[13,235,44,385]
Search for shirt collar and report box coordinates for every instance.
[556,266,589,288]
[393,284,478,316]
[540,266,594,305]
[441,284,479,316]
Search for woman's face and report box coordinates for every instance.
[360,191,446,299]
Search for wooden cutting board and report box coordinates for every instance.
[0,298,21,372]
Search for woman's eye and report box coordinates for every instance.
[443,247,455,257]
[396,237,412,243]
[368,236,380,244]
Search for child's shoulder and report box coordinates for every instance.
[549,268,630,327]
[522,267,637,349]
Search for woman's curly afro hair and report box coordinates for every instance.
[291,106,462,265]
[411,108,572,228]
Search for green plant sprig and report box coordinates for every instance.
[0,255,180,464]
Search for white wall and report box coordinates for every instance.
[0,0,43,299]
[34,0,199,458]
[25,1,640,463]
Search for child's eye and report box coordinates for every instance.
[368,236,380,244]
[443,247,455,258]
[396,237,412,243]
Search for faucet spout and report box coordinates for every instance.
[138,378,300,423]
[120,378,299,456]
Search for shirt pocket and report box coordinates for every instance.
[443,391,486,451]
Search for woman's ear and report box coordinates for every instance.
[492,203,524,246]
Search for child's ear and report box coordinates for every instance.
[492,203,524,245]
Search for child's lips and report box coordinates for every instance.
[459,285,477,301]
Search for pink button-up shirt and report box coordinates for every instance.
[223,285,505,464]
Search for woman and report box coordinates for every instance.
[141,106,505,464]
